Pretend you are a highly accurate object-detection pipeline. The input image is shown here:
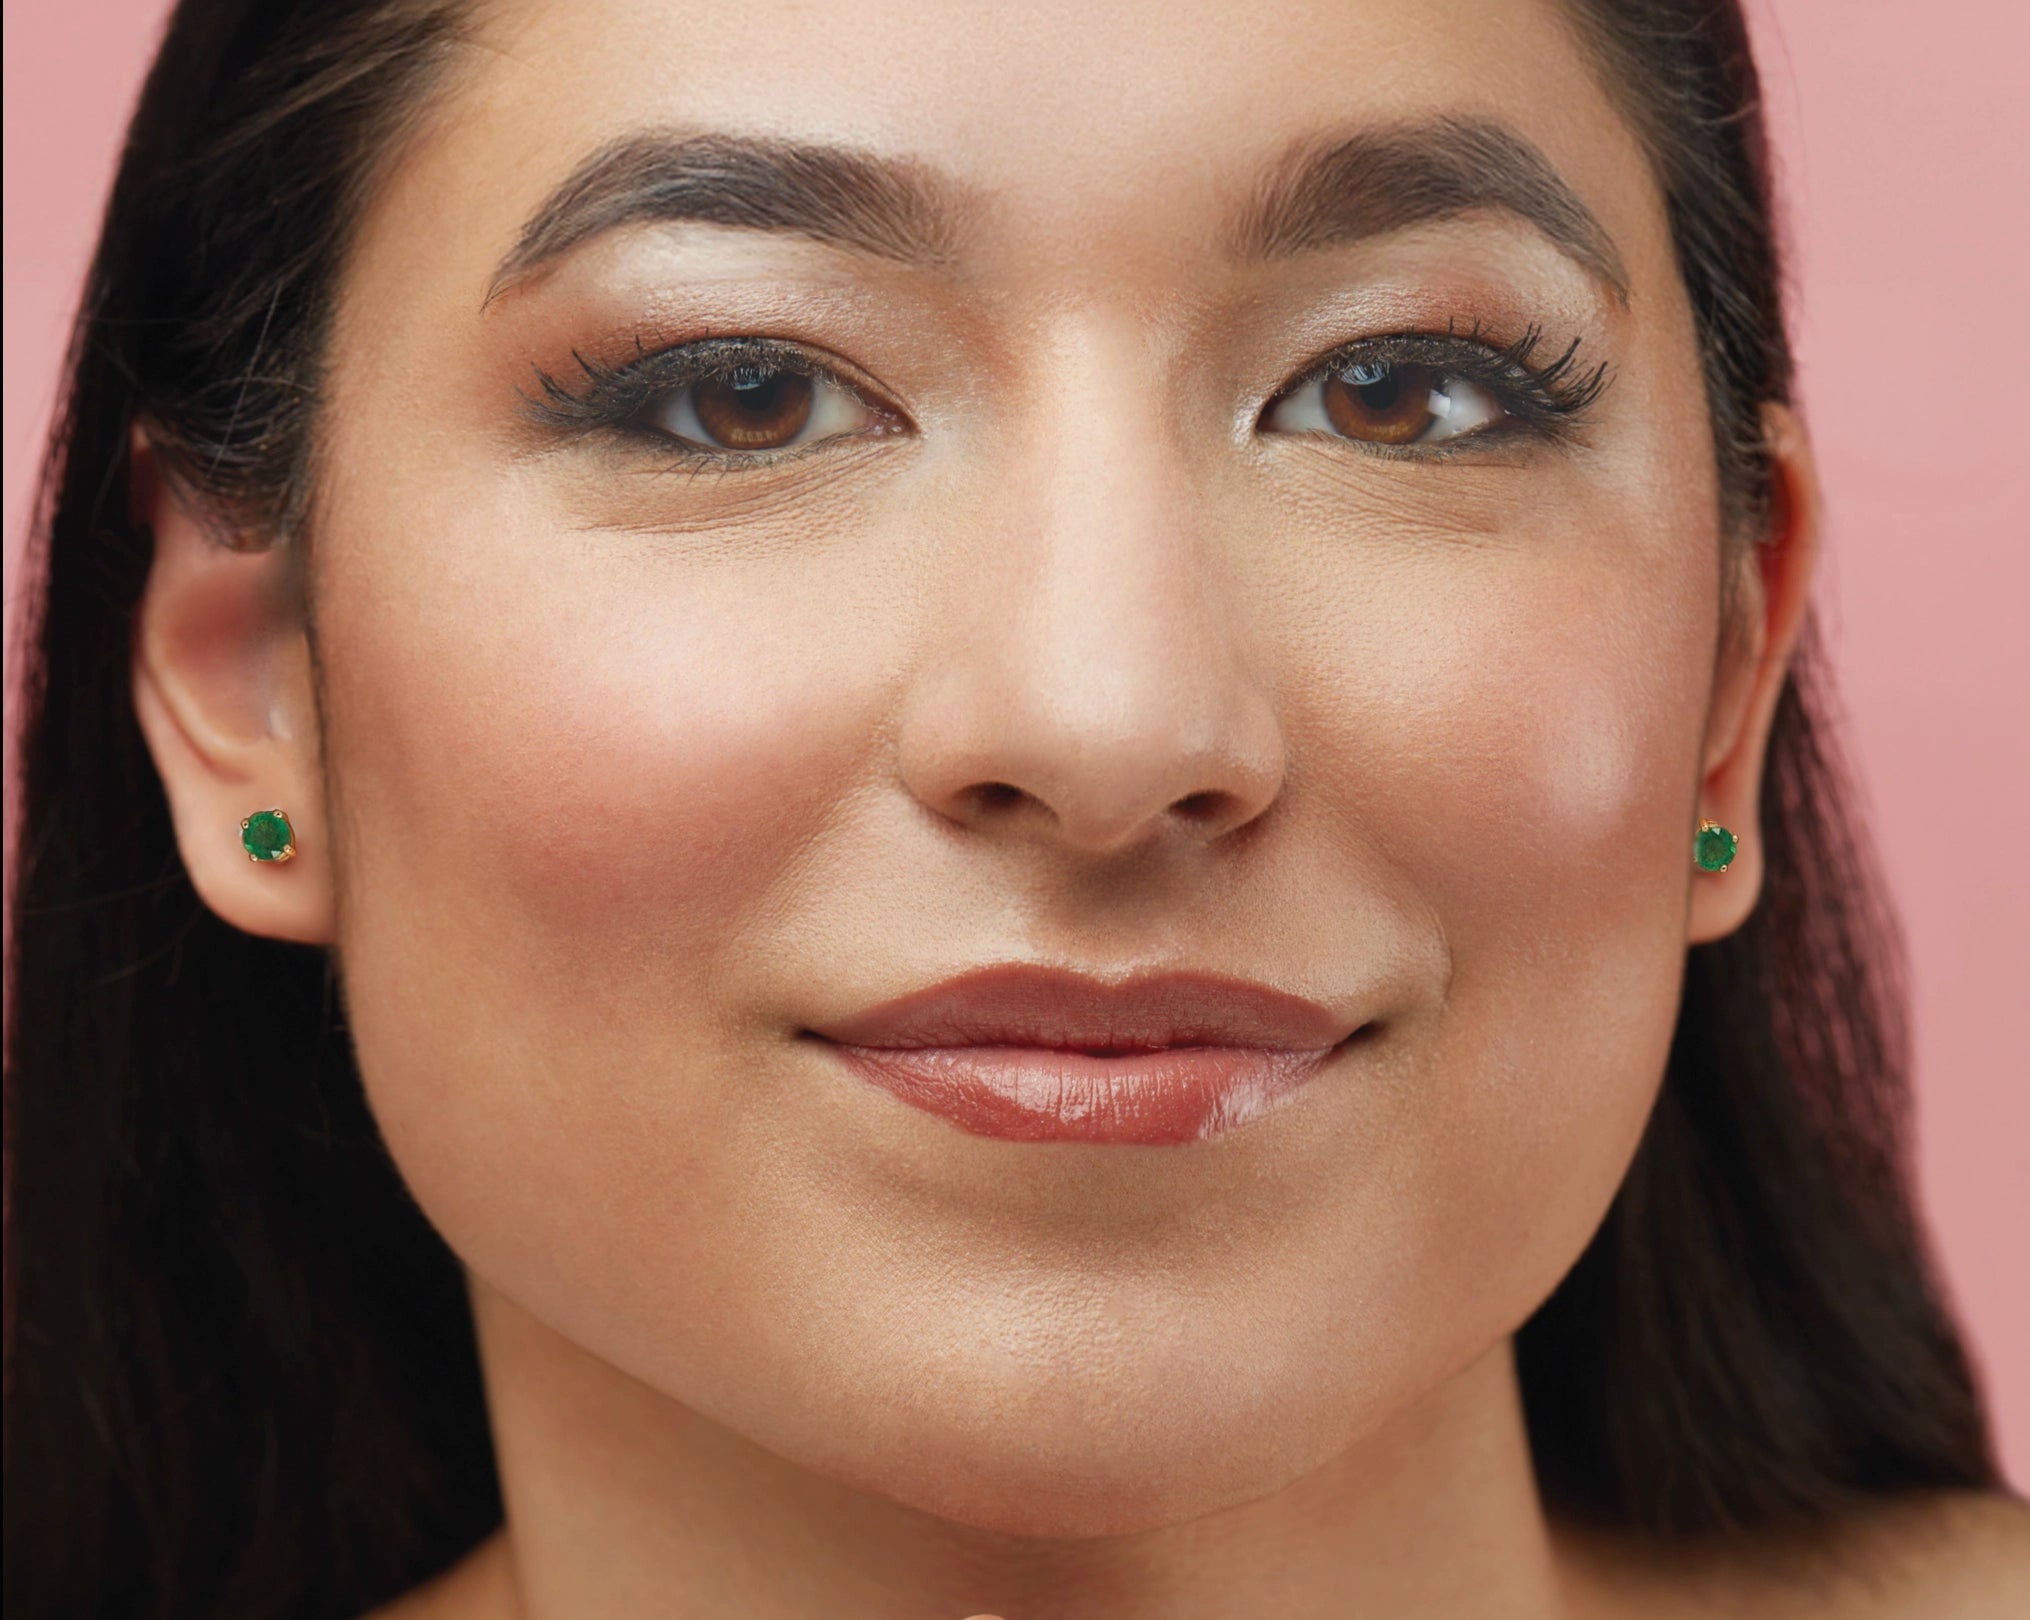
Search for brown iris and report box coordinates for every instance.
[1320,360,1445,445]
[690,365,815,450]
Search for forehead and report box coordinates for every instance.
[363,0,1668,302]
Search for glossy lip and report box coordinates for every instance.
[806,964,1365,1145]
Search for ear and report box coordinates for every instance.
[1686,402,1821,946]
[128,424,335,945]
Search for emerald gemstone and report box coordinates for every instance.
[1694,823,1737,872]
[241,808,295,862]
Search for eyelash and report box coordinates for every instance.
[1278,318,1612,455]
[524,335,885,470]
[522,319,1611,466]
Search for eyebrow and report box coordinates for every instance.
[486,131,973,301]
[486,116,1629,305]
[1228,115,1630,303]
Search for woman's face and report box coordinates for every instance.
[288,0,1760,1532]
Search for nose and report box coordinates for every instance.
[894,357,1287,860]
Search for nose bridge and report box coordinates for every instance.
[896,313,1286,855]
[1013,326,1220,698]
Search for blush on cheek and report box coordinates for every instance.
[1389,563,1704,931]
[323,554,885,1024]
[463,633,877,964]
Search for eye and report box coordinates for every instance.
[638,359,885,454]
[1263,358,1508,447]
[523,337,908,464]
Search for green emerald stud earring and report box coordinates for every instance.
[1694,818,1738,874]
[240,807,298,864]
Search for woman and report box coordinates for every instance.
[5,0,2025,1615]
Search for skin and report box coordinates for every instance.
[125,0,2030,1614]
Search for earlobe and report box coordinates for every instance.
[128,426,336,945]
[1686,402,1822,947]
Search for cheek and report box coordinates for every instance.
[1395,563,1701,920]
[1329,536,1715,1336]
[325,532,874,992]
[312,510,898,1280]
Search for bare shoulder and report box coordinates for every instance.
[357,1528,516,1620]
[1700,1491,2030,1620]
[1813,1491,2030,1618]
[1557,1491,2030,1620]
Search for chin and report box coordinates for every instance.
[819,1423,1330,1541]
[751,1347,1364,1542]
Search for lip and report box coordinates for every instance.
[806,964,1363,1145]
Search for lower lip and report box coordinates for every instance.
[824,1041,1346,1144]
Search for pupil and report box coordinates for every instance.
[1351,368,1401,410]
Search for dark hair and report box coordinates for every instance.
[3,0,2001,1614]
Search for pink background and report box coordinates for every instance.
[6,2,2026,1489]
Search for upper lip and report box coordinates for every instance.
[807,963,1360,1052]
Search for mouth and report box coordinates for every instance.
[803,963,1368,1145]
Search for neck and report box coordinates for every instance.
[451,1271,1594,1620]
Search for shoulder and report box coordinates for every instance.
[1805,1490,2030,1619]
[356,1528,514,1620]
[1558,1490,2030,1620]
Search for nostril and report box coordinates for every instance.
[1172,790,1226,821]
[971,782,1025,811]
